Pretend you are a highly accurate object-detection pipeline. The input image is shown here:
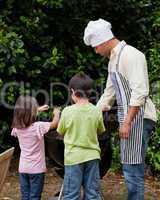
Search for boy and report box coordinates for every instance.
[57,72,105,200]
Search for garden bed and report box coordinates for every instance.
[0,157,160,200]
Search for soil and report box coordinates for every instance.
[0,157,160,200]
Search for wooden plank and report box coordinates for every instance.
[0,147,14,163]
[0,147,15,192]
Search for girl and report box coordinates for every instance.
[11,95,60,200]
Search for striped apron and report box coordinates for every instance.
[110,44,144,164]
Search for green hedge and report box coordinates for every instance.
[0,0,160,172]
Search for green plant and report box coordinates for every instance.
[147,113,160,172]
[0,0,159,173]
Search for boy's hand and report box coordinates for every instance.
[38,105,49,112]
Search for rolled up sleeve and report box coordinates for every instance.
[97,74,116,110]
[126,52,149,106]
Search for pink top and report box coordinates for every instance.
[11,122,51,174]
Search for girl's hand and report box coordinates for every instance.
[38,105,49,112]
[50,107,61,129]
[53,107,61,116]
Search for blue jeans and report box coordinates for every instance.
[122,119,155,200]
[63,159,101,200]
[19,173,45,200]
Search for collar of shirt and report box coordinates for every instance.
[110,40,126,60]
[108,40,126,72]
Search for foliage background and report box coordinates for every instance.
[0,0,160,172]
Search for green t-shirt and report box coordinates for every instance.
[57,103,105,165]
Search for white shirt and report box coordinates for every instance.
[97,41,157,122]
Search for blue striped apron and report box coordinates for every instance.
[110,44,144,164]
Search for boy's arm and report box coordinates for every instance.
[97,111,106,134]
[56,110,66,135]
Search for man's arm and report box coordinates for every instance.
[126,51,149,107]
[120,51,149,139]
[119,106,140,139]
[97,74,116,111]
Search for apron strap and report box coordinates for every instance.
[116,43,126,71]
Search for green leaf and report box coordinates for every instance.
[33,56,41,62]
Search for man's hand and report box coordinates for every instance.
[119,106,140,139]
[119,121,131,139]
[38,105,49,112]
[102,106,110,111]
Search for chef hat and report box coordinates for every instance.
[83,18,114,47]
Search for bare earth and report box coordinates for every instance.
[0,158,160,200]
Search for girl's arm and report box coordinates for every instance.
[38,105,49,112]
[50,108,61,129]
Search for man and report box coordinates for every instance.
[83,18,157,200]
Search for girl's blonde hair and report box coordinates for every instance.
[12,95,38,129]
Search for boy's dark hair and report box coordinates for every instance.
[12,95,38,129]
[69,72,93,98]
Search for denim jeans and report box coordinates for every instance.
[122,119,155,200]
[19,173,45,200]
[63,159,101,200]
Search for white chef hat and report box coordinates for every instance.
[83,18,114,47]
